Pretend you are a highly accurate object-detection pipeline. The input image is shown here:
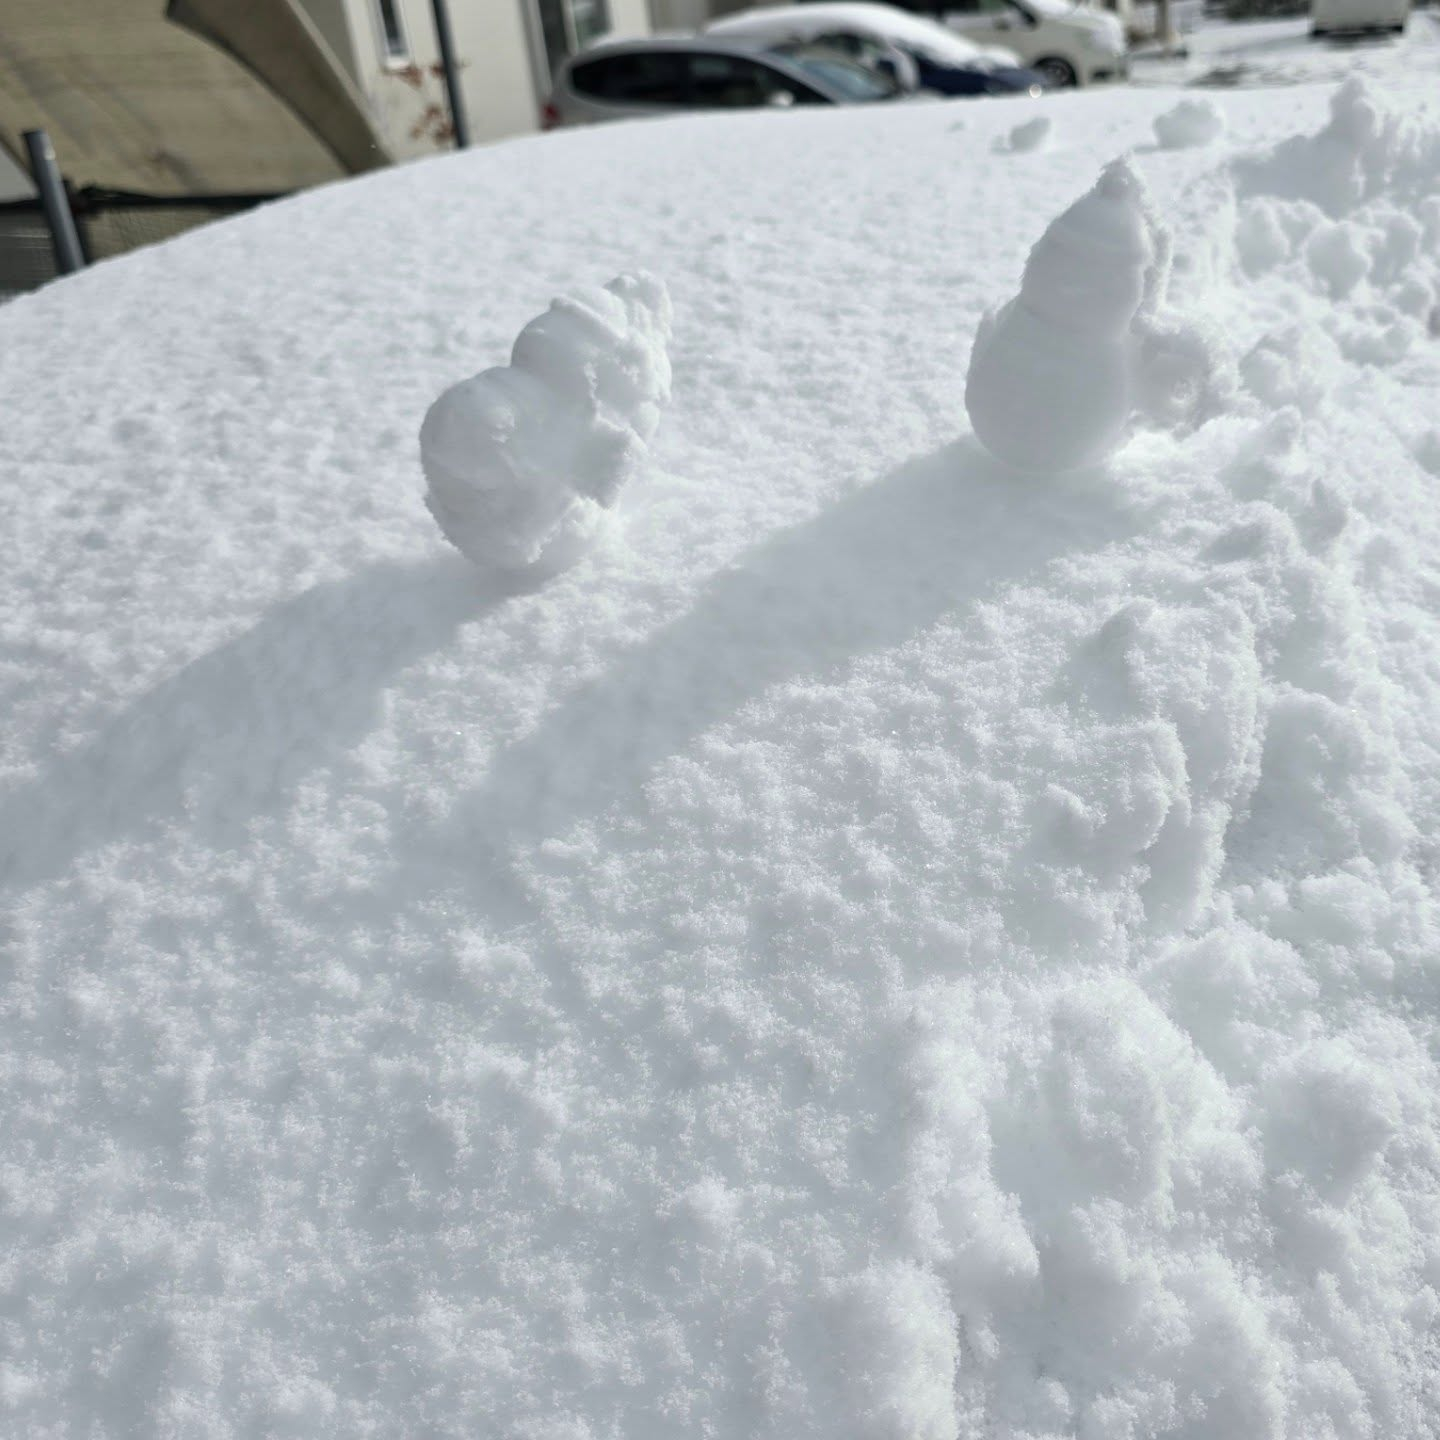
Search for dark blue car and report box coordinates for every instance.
[910,48,1044,94]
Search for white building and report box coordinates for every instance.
[300,0,655,155]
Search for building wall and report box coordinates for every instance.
[608,0,657,39]
[647,0,740,29]
[0,145,33,203]
[454,0,548,141]
[0,0,346,193]
[301,0,656,154]
[302,0,448,159]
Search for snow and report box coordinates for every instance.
[966,157,1168,472]
[1131,11,1438,88]
[708,2,1004,66]
[1153,97,1227,149]
[420,273,672,575]
[997,114,1053,153]
[3,25,1440,1439]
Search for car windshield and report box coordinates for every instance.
[775,49,902,98]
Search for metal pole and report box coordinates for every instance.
[429,0,471,149]
[23,129,85,275]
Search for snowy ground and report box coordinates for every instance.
[1133,8,1440,87]
[2,24,1440,1440]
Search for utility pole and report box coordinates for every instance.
[430,0,471,148]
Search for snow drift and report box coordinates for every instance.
[1,55,1440,1440]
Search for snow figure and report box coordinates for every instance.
[965,158,1169,474]
[997,115,1052,155]
[421,272,672,576]
[1153,98,1225,151]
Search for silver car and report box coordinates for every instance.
[542,36,903,129]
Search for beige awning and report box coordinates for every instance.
[0,0,390,196]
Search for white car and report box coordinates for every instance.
[1311,0,1409,35]
[707,4,1050,96]
[544,36,904,128]
[940,0,1129,87]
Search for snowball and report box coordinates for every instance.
[420,272,671,575]
[1153,98,1226,150]
[998,115,1052,154]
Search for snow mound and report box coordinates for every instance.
[1233,75,1440,217]
[420,272,671,574]
[996,115,1052,154]
[3,60,1440,1440]
[965,157,1169,472]
[1154,97,1226,150]
[1229,76,1440,365]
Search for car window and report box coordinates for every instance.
[783,53,898,100]
[569,52,688,104]
[684,53,787,107]
[811,29,865,57]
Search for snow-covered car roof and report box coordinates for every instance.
[4,30,1440,1440]
[707,0,998,65]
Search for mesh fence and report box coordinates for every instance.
[0,187,282,300]
[0,208,58,297]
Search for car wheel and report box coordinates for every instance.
[1034,56,1077,87]
[1309,26,1327,36]
[1389,20,1405,30]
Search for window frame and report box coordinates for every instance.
[372,0,411,65]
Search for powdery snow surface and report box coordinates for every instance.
[3,57,1440,1440]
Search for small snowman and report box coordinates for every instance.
[421,273,672,577]
[965,158,1171,474]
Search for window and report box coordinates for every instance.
[534,0,612,79]
[569,52,688,103]
[570,0,610,48]
[374,0,409,61]
[783,54,896,99]
[685,53,779,106]
[812,30,866,57]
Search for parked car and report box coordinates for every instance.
[708,3,1048,97]
[543,37,902,128]
[1310,0,1409,34]
[937,0,1128,86]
